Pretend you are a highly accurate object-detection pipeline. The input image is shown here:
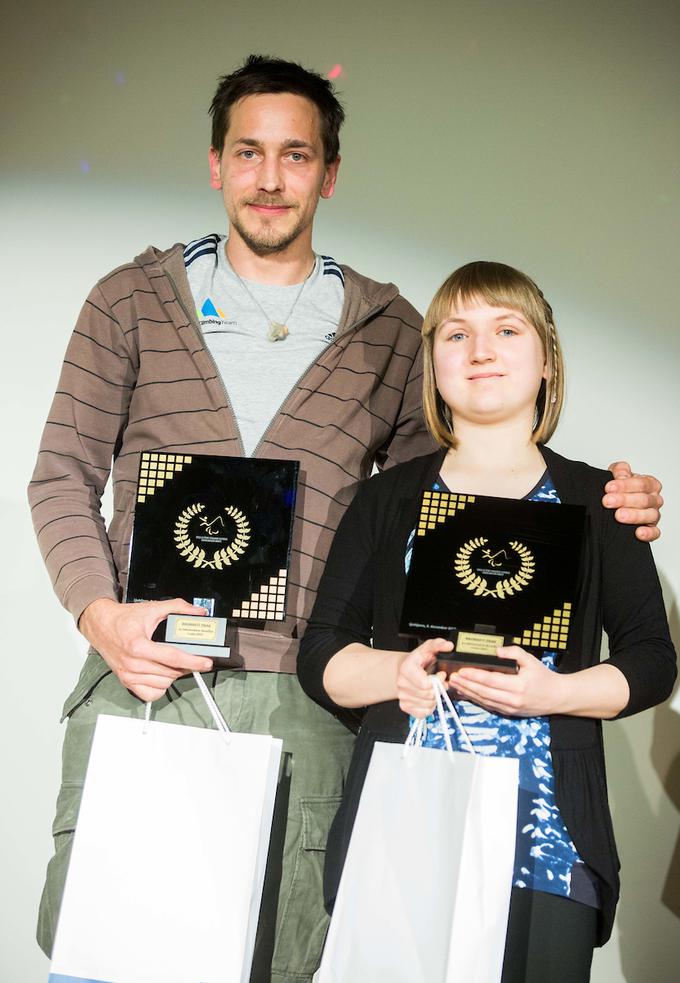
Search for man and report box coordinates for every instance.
[29,55,663,982]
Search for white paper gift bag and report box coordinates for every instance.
[317,685,519,983]
[49,677,282,983]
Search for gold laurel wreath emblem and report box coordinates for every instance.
[454,537,535,598]
[173,503,251,569]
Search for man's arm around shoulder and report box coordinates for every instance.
[603,460,663,542]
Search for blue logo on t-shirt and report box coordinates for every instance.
[199,297,226,319]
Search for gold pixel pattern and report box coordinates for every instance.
[417,490,476,536]
[513,602,572,650]
[232,569,287,622]
[137,452,192,503]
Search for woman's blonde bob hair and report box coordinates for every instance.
[422,261,565,449]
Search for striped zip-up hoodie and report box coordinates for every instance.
[28,242,435,676]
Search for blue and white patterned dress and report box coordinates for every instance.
[407,473,601,908]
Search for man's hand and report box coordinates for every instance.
[79,597,213,702]
[603,461,663,542]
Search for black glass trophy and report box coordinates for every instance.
[400,491,585,673]
[126,451,299,665]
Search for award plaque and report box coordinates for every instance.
[400,490,585,672]
[126,451,299,663]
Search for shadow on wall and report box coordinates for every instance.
[604,581,680,983]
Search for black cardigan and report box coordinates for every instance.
[297,445,676,945]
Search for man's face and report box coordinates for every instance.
[209,92,339,257]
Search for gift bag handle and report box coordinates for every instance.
[404,677,475,759]
[433,677,474,754]
[143,672,231,736]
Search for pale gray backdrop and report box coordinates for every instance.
[1,1,679,980]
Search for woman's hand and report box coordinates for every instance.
[397,638,453,718]
[447,645,567,718]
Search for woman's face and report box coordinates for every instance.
[433,298,547,431]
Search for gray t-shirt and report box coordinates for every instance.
[185,234,345,455]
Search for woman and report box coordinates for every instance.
[297,261,676,982]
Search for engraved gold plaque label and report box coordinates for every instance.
[456,630,505,656]
[173,617,219,643]
[454,537,535,599]
[174,503,251,570]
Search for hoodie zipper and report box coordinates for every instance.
[252,303,386,456]
[166,269,247,457]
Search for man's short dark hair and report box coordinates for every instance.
[210,54,345,164]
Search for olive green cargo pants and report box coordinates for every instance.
[38,650,354,983]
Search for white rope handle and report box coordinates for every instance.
[192,671,231,734]
[403,714,428,756]
[432,678,455,758]
[142,671,231,737]
[142,698,153,735]
[402,676,475,759]
[433,676,475,755]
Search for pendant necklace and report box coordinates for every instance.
[229,255,317,342]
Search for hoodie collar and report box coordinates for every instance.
[135,243,401,341]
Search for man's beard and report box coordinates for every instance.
[230,204,306,257]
